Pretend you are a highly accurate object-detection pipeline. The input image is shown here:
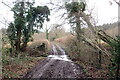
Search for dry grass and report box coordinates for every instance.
[2,55,45,78]
[33,33,46,41]
[54,35,75,46]
[54,34,111,77]
[56,35,112,78]
[28,39,51,48]
[26,39,51,57]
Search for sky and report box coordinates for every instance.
[0,0,118,31]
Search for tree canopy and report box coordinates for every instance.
[7,1,50,53]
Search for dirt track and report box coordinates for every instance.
[23,44,85,78]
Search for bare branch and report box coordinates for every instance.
[0,21,9,26]
[82,35,111,57]
[113,0,120,6]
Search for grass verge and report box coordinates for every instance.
[2,54,45,78]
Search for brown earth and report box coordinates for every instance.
[23,44,85,78]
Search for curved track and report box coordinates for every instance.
[23,44,84,78]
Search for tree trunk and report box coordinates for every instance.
[21,41,27,51]
[98,50,102,69]
[75,14,82,41]
[15,2,24,52]
[80,12,96,38]
[46,30,49,40]
[21,29,29,51]
[76,21,81,41]
[16,29,21,51]
[116,63,120,78]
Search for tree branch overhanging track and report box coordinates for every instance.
[64,4,113,56]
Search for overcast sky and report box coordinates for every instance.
[0,0,118,31]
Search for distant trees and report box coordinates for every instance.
[7,0,50,53]
[42,24,51,40]
[49,24,65,41]
[42,23,65,40]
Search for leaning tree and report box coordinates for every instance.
[65,0,120,77]
[65,1,86,41]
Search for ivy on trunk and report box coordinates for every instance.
[7,1,50,53]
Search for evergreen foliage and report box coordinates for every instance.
[7,1,50,52]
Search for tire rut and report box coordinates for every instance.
[23,44,85,78]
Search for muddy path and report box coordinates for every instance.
[23,44,85,78]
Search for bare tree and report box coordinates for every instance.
[50,24,64,39]
[42,24,51,40]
